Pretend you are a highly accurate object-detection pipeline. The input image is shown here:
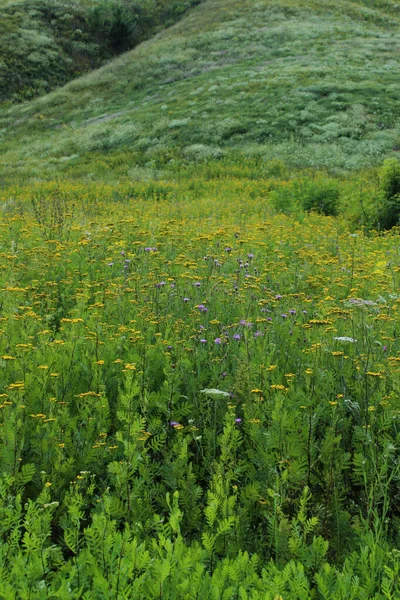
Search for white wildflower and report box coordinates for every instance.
[201,388,230,398]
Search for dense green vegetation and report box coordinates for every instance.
[0,179,399,597]
[0,0,201,103]
[0,0,400,597]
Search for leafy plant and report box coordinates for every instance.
[377,158,400,229]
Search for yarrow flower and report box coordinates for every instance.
[333,336,357,343]
[348,298,376,306]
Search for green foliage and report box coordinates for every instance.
[376,158,400,229]
[299,179,340,217]
[0,0,400,594]
[0,178,399,594]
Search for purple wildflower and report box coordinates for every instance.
[214,337,222,345]
[197,304,208,313]
[235,418,242,424]
[233,333,241,341]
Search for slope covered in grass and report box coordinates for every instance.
[0,0,202,103]
[0,0,400,182]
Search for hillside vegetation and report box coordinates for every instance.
[0,0,400,182]
[0,0,201,103]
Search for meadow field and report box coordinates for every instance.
[0,176,399,598]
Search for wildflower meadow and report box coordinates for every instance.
[0,178,399,598]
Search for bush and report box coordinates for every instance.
[377,158,400,229]
[299,178,340,216]
[269,183,295,215]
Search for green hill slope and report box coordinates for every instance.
[0,0,202,103]
[1,0,400,181]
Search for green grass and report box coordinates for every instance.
[0,0,400,182]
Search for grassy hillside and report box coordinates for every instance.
[0,0,400,182]
[0,0,201,104]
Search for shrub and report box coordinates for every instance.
[269,183,295,215]
[298,178,340,216]
[377,158,400,229]
[183,144,224,162]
